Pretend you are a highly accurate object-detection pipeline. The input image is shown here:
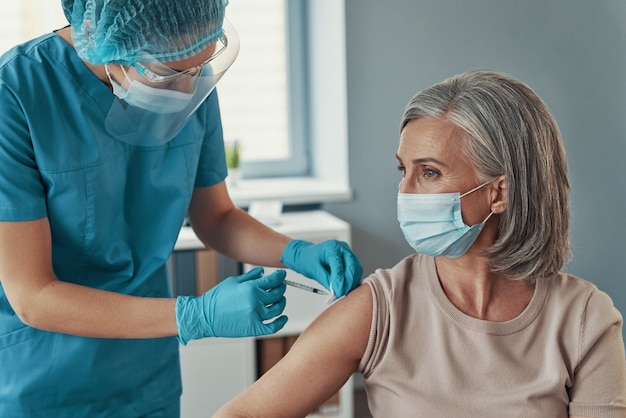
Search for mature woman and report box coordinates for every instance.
[213,70,626,418]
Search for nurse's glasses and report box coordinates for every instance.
[133,18,238,84]
[135,35,229,83]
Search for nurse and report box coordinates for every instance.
[0,0,362,416]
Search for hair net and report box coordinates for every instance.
[61,0,228,66]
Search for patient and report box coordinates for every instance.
[213,70,626,418]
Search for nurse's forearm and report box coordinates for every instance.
[18,280,178,339]
[0,218,178,339]
[197,207,290,267]
[187,184,291,268]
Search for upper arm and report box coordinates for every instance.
[0,218,56,319]
[187,182,242,252]
[214,284,373,418]
[187,182,233,229]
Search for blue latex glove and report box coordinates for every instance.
[176,267,288,344]
[280,240,363,297]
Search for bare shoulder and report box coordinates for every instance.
[297,283,373,361]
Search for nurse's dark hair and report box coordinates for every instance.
[400,70,570,281]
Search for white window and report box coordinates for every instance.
[220,0,309,178]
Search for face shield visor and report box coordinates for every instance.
[104,18,239,146]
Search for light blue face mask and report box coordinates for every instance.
[397,182,494,258]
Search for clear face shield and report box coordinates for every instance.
[104,18,240,146]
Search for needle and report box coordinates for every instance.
[285,280,329,296]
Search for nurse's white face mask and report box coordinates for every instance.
[107,69,197,114]
[103,18,240,146]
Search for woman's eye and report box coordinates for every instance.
[397,166,406,177]
[423,168,439,179]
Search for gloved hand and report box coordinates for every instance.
[176,267,288,344]
[280,240,363,298]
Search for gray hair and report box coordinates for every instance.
[401,70,570,280]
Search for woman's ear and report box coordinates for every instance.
[490,175,507,214]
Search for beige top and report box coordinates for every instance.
[359,254,626,418]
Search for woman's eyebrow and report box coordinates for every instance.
[396,154,448,167]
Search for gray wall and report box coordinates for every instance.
[325,0,626,339]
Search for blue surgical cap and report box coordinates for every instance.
[61,0,228,66]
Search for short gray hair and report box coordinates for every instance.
[401,70,570,280]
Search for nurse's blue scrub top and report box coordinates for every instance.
[0,33,227,416]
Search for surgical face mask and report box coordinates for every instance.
[108,72,197,114]
[397,182,494,258]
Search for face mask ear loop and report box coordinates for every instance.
[460,180,492,199]
[104,64,114,84]
[106,63,127,83]
[118,65,133,86]
[482,211,494,224]
[461,182,495,226]
[105,64,130,99]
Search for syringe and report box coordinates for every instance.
[285,279,329,296]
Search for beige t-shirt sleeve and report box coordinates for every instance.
[568,288,626,417]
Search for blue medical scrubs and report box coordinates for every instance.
[0,33,227,416]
